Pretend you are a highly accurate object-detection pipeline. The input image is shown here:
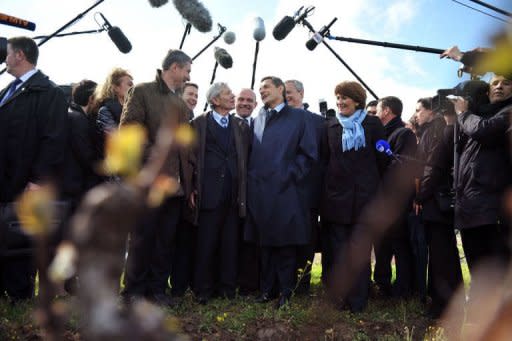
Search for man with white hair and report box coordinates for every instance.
[189,82,251,304]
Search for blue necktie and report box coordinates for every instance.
[1,78,22,105]
[220,116,228,128]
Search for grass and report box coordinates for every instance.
[1,245,473,340]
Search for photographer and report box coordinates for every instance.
[414,98,462,319]
[450,74,512,279]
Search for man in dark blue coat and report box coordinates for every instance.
[0,36,68,300]
[245,76,317,308]
[285,79,325,295]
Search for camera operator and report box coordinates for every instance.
[414,98,462,319]
[450,74,512,280]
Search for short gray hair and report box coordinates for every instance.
[206,82,229,109]
[162,49,192,70]
[285,79,304,93]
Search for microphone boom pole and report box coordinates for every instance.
[1,0,105,76]
[251,41,260,90]
[192,24,226,61]
[179,22,192,49]
[327,35,445,55]
[203,61,220,111]
[301,18,379,100]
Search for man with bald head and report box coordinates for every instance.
[235,88,257,125]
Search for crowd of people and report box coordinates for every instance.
[0,36,511,320]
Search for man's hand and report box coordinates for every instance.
[440,45,463,61]
[449,96,469,115]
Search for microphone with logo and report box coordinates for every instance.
[272,6,315,41]
[306,17,338,51]
[375,139,423,164]
[99,13,132,54]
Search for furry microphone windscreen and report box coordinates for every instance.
[173,0,212,33]
[147,0,169,8]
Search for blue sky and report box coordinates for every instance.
[1,0,511,118]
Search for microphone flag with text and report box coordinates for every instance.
[0,12,36,31]
[99,13,132,54]
[306,17,338,51]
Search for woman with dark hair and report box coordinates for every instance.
[321,81,388,312]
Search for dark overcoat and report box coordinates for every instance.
[0,70,68,203]
[244,104,317,246]
[190,112,252,224]
[455,100,512,229]
[320,115,388,225]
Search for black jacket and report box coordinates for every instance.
[0,70,68,202]
[455,98,512,229]
[97,98,123,133]
[416,115,454,223]
[61,103,103,202]
[321,115,388,225]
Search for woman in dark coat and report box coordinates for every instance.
[95,67,133,133]
[321,81,388,312]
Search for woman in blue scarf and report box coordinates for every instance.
[320,81,388,313]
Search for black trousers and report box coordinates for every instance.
[124,197,181,297]
[408,212,428,300]
[325,222,371,312]
[170,218,196,296]
[237,234,260,294]
[374,215,414,297]
[425,220,463,316]
[260,246,296,298]
[460,224,510,272]
[194,202,239,299]
[295,208,320,294]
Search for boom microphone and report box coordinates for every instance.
[214,47,233,69]
[223,31,236,45]
[99,13,132,54]
[0,12,36,31]
[253,17,266,41]
[306,17,338,51]
[147,0,169,7]
[173,0,212,33]
[272,6,314,41]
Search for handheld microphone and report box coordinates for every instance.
[272,6,314,41]
[375,139,393,156]
[214,47,233,69]
[253,17,266,41]
[99,13,132,54]
[223,31,236,45]
[147,0,169,7]
[306,17,338,51]
[173,0,212,33]
[0,12,36,31]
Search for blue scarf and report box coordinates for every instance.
[337,109,367,152]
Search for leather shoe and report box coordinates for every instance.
[275,295,290,309]
[255,293,271,303]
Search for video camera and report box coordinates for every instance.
[432,79,489,115]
